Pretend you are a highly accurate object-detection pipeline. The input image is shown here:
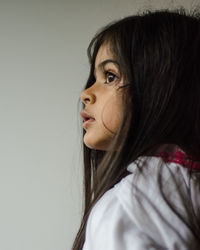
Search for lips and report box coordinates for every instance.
[80,110,95,128]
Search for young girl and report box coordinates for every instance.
[72,9,200,250]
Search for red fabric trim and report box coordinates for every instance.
[157,150,200,170]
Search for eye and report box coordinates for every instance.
[105,71,119,84]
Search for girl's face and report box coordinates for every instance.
[80,43,123,150]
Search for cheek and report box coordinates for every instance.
[101,95,123,134]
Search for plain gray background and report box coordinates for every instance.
[0,0,199,249]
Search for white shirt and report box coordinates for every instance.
[82,157,200,250]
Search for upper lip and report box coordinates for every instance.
[80,110,95,122]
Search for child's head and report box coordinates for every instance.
[81,9,200,159]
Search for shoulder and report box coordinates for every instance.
[83,156,200,250]
[124,156,200,224]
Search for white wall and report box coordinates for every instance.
[0,0,199,249]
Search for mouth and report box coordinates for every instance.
[80,110,95,128]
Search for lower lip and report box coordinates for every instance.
[83,118,95,128]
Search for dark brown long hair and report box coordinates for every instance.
[72,8,200,249]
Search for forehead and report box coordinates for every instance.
[95,44,114,67]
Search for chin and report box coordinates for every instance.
[83,136,110,151]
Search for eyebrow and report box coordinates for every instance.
[94,59,120,77]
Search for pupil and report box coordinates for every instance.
[108,74,114,82]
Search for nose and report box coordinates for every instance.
[80,86,96,105]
